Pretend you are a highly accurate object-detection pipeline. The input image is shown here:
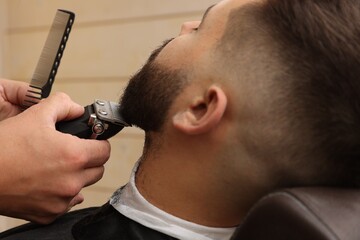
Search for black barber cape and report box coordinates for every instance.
[0,203,178,240]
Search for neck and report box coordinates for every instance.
[135,132,270,227]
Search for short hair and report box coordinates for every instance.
[247,0,360,187]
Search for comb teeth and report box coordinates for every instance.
[21,85,43,109]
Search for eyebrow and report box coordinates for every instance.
[199,4,216,29]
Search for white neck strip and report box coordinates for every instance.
[110,161,236,240]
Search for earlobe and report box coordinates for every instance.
[173,85,227,135]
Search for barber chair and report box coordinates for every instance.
[231,188,360,240]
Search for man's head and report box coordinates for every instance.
[120,0,360,193]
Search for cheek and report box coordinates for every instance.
[155,36,203,69]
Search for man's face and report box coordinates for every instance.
[120,0,255,131]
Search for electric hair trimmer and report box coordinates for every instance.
[56,99,130,140]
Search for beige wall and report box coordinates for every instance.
[0,0,7,76]
[0,0,218,231]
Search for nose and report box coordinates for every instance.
[179,21,201,35]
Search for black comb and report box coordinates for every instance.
[22,10,75,109]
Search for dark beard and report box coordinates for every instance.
[119,39,188,132]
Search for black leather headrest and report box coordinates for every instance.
[231,188,360,240]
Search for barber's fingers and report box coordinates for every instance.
[32,92,84,123]
[68,193,84,209]
[0,78,29,105]
[45,193,84,222]
[79,139,111,168]
[82,166,106,188]
[22,193,85,224]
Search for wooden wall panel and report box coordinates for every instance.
[8,0,216,28]
[6,14,204,79]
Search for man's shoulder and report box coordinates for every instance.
[73,203,178,240]
[0,203,178,240]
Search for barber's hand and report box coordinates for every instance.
[0,92,111,224]
[0,78,29,120]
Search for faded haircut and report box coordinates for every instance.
[221,0,360,187]
[263,0,360,187]
[215,0,360,187]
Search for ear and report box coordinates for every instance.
[172,85,227,135]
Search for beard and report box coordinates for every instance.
[119,39,188,132]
